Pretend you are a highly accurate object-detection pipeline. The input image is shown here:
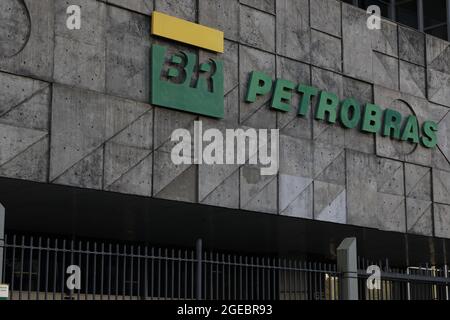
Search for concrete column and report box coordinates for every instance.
[337,237,358,300]
[417,0,424,32]
[0,204,4,283]
[389,0,396,20]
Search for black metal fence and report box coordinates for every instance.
[358,258,450,300]
[4,234,449,300]
[0,235,340,300]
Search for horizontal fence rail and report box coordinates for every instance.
[358,257,450,301]
[1,235,340,301]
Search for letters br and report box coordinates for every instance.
[151,44,224,118]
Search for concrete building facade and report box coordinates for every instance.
[1,0,450,267]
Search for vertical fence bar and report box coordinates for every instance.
[61,239,66,300]
[144,246,148,300]
[130,245,134,299]
[195,239,203,300]
[101,243,105,300]
[85,242,90,300]
[19,236,25,300]
[36,237,41,300]
[122,245,127,300]
[69,240,74,300]
[108,244,112,300]
[177,250,181,300]
[152,247,155,300]
[137,247,141,300]
[29,236,34,299]
[44,237,49,300]
[0,204,4,286]
[165,248,168,300]
[215,253,219,300]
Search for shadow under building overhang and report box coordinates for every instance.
[0,177,446,267]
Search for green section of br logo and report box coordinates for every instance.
[151,44,224,118]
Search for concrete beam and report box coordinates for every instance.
[337,237,358,300]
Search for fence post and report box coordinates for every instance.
[0,203,4,283]
[337,237,358,300]
[196,238,203,300]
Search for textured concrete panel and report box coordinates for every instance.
[314,181,346,224]
[406,198,432,236]
[378,193,406,232]
[432,147,450,173]
[346,150,379,229]
[153,105,197,154]
[107,154,152,197]
[279,174,312,218]
[437,111,450,168]
[311,30,342,72]
[0,72,50,131]
[53,148,103,189]
[434,169,450,205]
[223,41,239,96]
[426,35,450,107]
[276,56,311,140]
[434,203,450,239]
[342,3,372,82]
[371,19,398,57]
[279,135,313,178]
[314,143,345,185]
[343,77,374,154]
[202,170,240,209]
[155,0,196,21]
[280,179,313,219]
[0,137,49,182]
[399,26,425,66]
[0,0,54,81]
[240,5,275,52]
[107,0,153,15]
[310,0,341,37]
[0,71,50,182]
[276,0,310,62]
[239,45,276,129]
[377,158,404,196]
[400,60,426,98]
[0,0,30,58]
[199,0,239,41]
[50,84,152,187]
[405,164,431,201]
[54,0,106,92]
[241,166,277,214]
[0,123,48,176]
[373,52,399,91]
[0,123,45,163]
[240,0,275,14]
[106,6,151,102]
[104,143,151,188]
